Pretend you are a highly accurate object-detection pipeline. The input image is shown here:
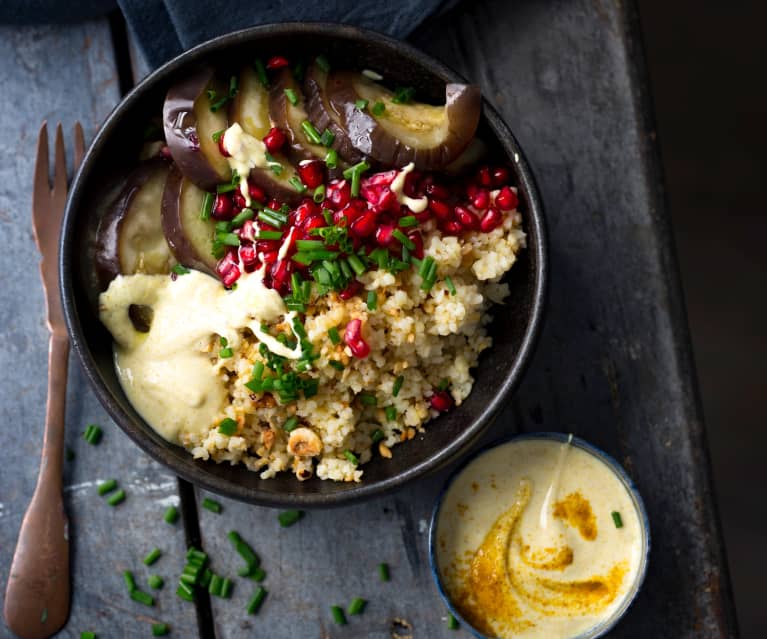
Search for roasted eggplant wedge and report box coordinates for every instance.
[326,71,481,170]
[161,165,218,275]
[95,159,174,289]
[163,66,230,190]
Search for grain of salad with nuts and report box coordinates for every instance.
[96,52,525,482]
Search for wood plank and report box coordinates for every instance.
[0,20,197,638]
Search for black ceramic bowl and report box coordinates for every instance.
[60,23,547,507]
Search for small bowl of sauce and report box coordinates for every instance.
[429,433,649,639]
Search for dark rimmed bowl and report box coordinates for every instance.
[428,433,651,639]
[60,22,548,507]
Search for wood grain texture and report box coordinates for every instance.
[0,21,195,638]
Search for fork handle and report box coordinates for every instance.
[4,333,70,639]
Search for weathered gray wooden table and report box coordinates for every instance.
[0,2,739,637]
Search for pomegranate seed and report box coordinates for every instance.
[403,171,421,197]
[261,249,279,265]
[466,183,479,198]
[268,198,281,210]
[492,166,510,186]
[239,244,257,265]
[479,208,503,232]
[407,230,424,259]
[455,205,480,230]
[270,259,293,294]
[301,214,326,235]
[477,166,493,187]
[222,265,241,287]
[212,193,234,219]
[495,186,519,211]
[326,179,351,209]
[216,251,240,287]
[441,220,463,236]
[297,160,325,189]
[339,280,363,300]
[377,188,399,213]
[293,200,317,226]
[375,224,395,247]
[159,145,172,159]
[429,199,452,221]
[218,135,231,157]
[350,211,377,238]
[256,239,281,254]
[266,56,289,69]
[248,182,266,203]
[344,319,370,358]
[232,191,247,210]
[239,220,256,242]
[471,190,489,210]
[262,127,286,153]
[425,183,450,201]
[430,391,454,412]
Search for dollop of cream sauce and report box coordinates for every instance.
[221,122,270,206]
[436,438,644,639]
[390,162,428,213]
[99,269,301,443]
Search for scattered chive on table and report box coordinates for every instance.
[0,2,737,637]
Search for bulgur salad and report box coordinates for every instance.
[96,54,525,482]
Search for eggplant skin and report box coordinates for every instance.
[161,164,218,275]
[327,71,481,170]
[303,63,364,166]
[94,159,170,290]
[163,66,230,190]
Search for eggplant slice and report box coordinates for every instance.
[161,165,218,275]
[326,71,481,170]
[163,66,231,190]
[95,159,175,289]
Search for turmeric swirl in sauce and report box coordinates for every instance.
[436,439,644,639]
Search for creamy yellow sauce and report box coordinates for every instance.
[98,269,300,442]
[222,122,270,206]
[390,162,428,213]
[436,438,644,639]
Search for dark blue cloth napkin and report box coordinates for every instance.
[1,0,452,69]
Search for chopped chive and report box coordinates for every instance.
[342,161,370,180]
[176,582,194,601]
[254,229,283,241]
[378,562,390,581]
[164,505,179,524]
[253,58,269,87]
[445,276,457,295]
[284,87,298,106]
[143,548,162,566]
[81,633,96,639]
[215,220,232,232]
[348,597,367,615]
[186,547,208,564]
[282,416,299,432]
[171,263,190,275]
[392,229,415,251]
[612,511,624,528]
[210,96,229,112]
[312,184,326,203]
[371,428,385,443]
[41,608,47,623]
[202,498,222,514]
[289,175,307,193]
[278,509,304,527]
[148,575,164,590]
[325,148,338,169]
[437,378,450,391]
[371,101,385,116]
[331,605,347,625]
[392,86,415,104]
[251,361,265,381]
[123,570,136,592]
[355,98,369,110]
[366,290,377,310]
[220,335,228,347]
[328,326,341,345]
[300,119,323,144]
[398,215,418,227]
[83,424,102,445]
[264,152,283,176]
[212,129,225,143]
[447,613,459,630]
[200,191,214,221]
[248,566,266,582]
[130,589,154,607]
[97,479,117,496]
[320,128,335,147]
[392,375,404,397]
[344,450,359,465]
[346,254,366,275]
[220,578,234,599]
[200,569,213,588]
[219,347,234,358]
[247,587,268,614]
[216,181,237,193]
[106,489,125,506]
[152,623,170,636]
[228,530,260,568]
[231,208,255,226]
[329,360,344,371]
[208,574,223,596]
[358,392,377,406]
[296,239,324,250]
[316,54,330,72]
[385,406,397,422]
[218,417,237,436]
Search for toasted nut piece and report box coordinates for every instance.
[379,442,392,458]
[287,427,322,457]
[406,427,416,440]
[262,428,275,451]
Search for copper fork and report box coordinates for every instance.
[4,122,84,639]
